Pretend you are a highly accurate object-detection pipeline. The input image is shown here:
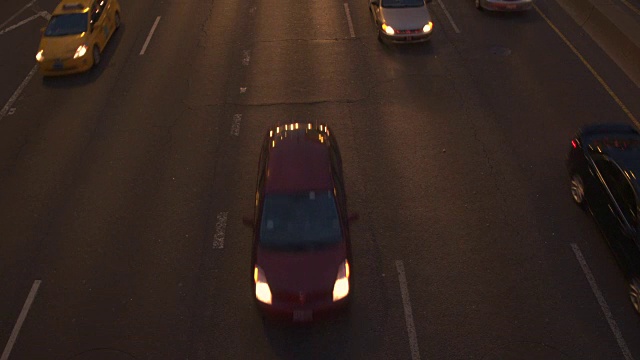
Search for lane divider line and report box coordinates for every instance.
[213,212,228,249]
[570,243,634,360]
[231,114,242,136]
[343,3,356,38]
[534,4,639,127]
[436,0,460,33]
[396,260,421,360]
[0,65,38,123]
[0,12,47,35]
[140,16,161,55]
[1,280,42,360]
[0,0,37,30]
[242,50,251,66]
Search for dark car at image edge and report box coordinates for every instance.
[566,123,640,314]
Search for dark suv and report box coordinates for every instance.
[245,123,357,322]
[566,123,640,313]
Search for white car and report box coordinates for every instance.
[369,0,433,43]
[476,0,532,11]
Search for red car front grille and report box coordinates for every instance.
[274,291,330,305]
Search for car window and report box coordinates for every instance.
[381,0,424,8]
[596,157,637,227]
[259,191,342,250]
[90,2,103,24]
[45,13,88,36]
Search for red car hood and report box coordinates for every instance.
[257,242,346,294]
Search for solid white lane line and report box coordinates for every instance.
[140,16,161,55]
[1,280,41,360]
[570,243,634,360]
[0,12,46,35]
[619,0,640,16]
[343,3,356,38]
[396,260,421,360]
[0,0,36,30]
[0,65,38,123]
[534,4,638,127]
[213,212,228,249]
[436,0,460,33]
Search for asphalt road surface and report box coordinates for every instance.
[1,0,640,359]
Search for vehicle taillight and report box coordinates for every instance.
[571,139,578,149]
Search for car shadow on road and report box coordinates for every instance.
[41,25,125,88]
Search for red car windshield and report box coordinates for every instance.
[259,190,342,250]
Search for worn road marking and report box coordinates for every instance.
[534,4,638,127]
[231,114,242,136]
[213,212,228,249]
[343,3,355,38]
[0,0,36,30]
[0,12,48,35]
[240,87,247,93]
[140,16,161,55]
[396,260,421,360]
[570,243,634,360]
[0,65,38,123]
[1,280,41,360]
[436,0,460,33]
[242,50,251,66]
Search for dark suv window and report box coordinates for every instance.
[596,157,638,228]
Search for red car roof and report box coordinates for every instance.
[265,126,334,194]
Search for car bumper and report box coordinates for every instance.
[38,55,93,76]
[257,296,349,322]
[480,0,532,11]
[380,30,432,43]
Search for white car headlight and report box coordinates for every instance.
[423,22,433,33]
[36,50,44,62]
[74,44,88,59]
[254,265,272,304]
[332,260,350,302]
[382,23,395,35]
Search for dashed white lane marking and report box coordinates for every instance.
[240,87,247,93]
[343,3,355,38]
[140,16,161,55]
[534,4,638,127]
[0,65,38,123]
[0,0,36,30]
[231,114,242,136]
[0,12,48,35]
[242,50,251,66]
[396,260,421,360]
[1,280,41,360]
[436,0,460,33]
[213,212,228,249]
[570,243,634,360]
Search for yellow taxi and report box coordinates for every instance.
[36,0,121,76]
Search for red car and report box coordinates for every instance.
[245,123,357,322]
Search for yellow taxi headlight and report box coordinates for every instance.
[36,50,44,62]
[74,44,88,59]
[423,22,433,33]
